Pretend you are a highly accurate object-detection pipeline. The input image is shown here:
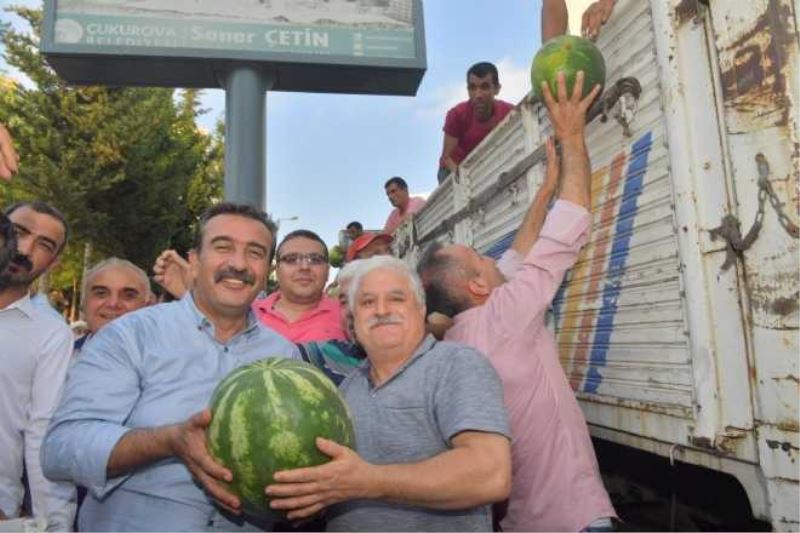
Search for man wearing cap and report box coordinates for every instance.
[345,232,393,263]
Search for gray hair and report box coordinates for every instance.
[337,259,366,286]
[82,257,151,306]
[347,255,425,314]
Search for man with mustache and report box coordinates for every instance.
[0,201,76,530]
[153,230,346,344]
[267,256,512,531]
[438,62,515,183]
[41,203,301,531]
[73,258,153,357]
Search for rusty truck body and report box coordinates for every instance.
[396,0,799,529]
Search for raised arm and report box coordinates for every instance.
[510,136,560,256]
[542,0,569,42]
[541,70,598,209]
[0,123,19,181]
[152,249,192,299]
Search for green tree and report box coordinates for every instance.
[0,7,224,297]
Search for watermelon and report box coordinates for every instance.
[329,245,345,268]
[207,358,356,520]
[531,35,606,102]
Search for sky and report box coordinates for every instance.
[0,0,545,254]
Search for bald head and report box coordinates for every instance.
[82,258,151,333]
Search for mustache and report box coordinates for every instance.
[366,314,403,329]
[10,254,32,272]
[214,268,255,285]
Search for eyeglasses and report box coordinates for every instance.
[278,253,327,266]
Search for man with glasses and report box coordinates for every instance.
[254,229,347,343]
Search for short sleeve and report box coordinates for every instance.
[432,345,510,443]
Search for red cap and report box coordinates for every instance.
[346,232,394,262]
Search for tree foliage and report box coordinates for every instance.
[0,7,224,291]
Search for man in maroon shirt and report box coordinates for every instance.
[438,62,515,183]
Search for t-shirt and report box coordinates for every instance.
[326,335,510,532]
[441,99,515,167]
[383,196,426,235]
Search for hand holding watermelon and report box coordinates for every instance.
[266,436,376,521]
[170,408,242,514]
[540,70,601,142]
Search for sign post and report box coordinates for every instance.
[41,0,426,208]
[223,66,273,206]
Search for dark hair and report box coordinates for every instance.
[194,202,278,260]
[467,62,500,86]
[277,229,329,260]
[384,176,408,190]
[346,221,363,232]
[416,242,473,317]
[3,200,70,254]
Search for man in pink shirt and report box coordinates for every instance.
[438,62,515,183]
[418,72,616,531]
[253,229,346,343]
[383,176,426,234]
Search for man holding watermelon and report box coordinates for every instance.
[41,203,302,532]
[266,256,513,531]
[418,71,617,531]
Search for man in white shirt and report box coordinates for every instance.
[0,200,75,531]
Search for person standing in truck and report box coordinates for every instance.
[437,62,515,184]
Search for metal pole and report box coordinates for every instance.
[222,65,274,208]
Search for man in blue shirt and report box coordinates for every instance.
[42,203,300,532]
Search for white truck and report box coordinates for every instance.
[396,0,799,529]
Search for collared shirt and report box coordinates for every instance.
[327,335,510,532]
[41,293,300,532]
[253,293,346,343]
[296,340,364,386]
[0,294,75,531]
[446,200,617,532]
[383,196,426,235]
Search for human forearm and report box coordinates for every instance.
[106,425,178,478]
[542,0,568,42]
[370,434,510,510]
[511,181,557,255]
[557,135,591,208]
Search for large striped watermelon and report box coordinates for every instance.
[207,358,355,520]
[531,35,606,102]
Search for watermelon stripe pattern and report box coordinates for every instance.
[207,358,356,519]
[532,35,606,102]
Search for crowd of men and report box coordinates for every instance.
[0,1,621,531]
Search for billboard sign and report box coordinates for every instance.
[41,0,426,95]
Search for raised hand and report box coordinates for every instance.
[0,123,19,181]
[153,249,192,299]
[540,70,601,143]
[581,0,616,41]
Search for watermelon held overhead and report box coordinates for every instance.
[531,35,606,102]
[207,358,356,520]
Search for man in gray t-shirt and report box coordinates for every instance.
[267,256,511,532]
